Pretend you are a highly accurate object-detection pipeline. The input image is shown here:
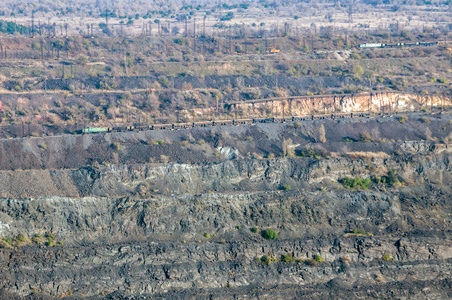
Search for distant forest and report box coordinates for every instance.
[0,20,28,35]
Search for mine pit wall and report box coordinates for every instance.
[186,93,451,118]
[0,153,451,242]
[2,236,452,297]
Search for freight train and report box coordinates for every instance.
[80,112,373,134]
[359,41,438,48]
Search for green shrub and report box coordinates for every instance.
[261,255,276,265]
[158,76,168,86]
[419,116,431,123]
[174,37,188,45]
[15,234,26,242]
[358,229,366,235]
[381,169,401,187]
[45,232,55,239]
[305,258,318,266]
[2,237,12,246]
[111,142,121,151]
[339,177,371,189]
[263,229,278,240]
[298,148,317,157]
[313,254,323,263]
[281,254,295,263]
[359,131,372,142]
[203,233,210,239]
[351,228,358,234]
[398,116,407,124]
[250,227,259,233]
[371,176,381,184]
[382,253,391,261]
[281,184,291,191]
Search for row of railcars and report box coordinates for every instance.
[359,41,438,49]
[80,112,376,135]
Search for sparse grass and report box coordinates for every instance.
[345,151,391,159]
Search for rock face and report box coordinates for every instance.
[187,92,451,119]
[0,112,452,299]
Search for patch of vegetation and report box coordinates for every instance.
[45,232,55,247]
[111,142,121,151]
[0,20,29,35]
[297,148,322,159]
[359,131,372,142]
[280,184,291,191]
[0,234,35,248]
[398,116,407,124]
[313,255,323,263]
[281,254,295,263]
[371,170,402,187]
[1,237,12,246]
[250,227,259,233]
[260,255,277,265]
[350,228,366,235]
[419,116,431,123]
[262,229,278,240]
[14,234,26,242]
[338,177,371,189]
[203,233,210,239]
[382,253,392,261]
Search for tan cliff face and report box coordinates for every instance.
[237,93,451,117]
[182,93,451,119]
